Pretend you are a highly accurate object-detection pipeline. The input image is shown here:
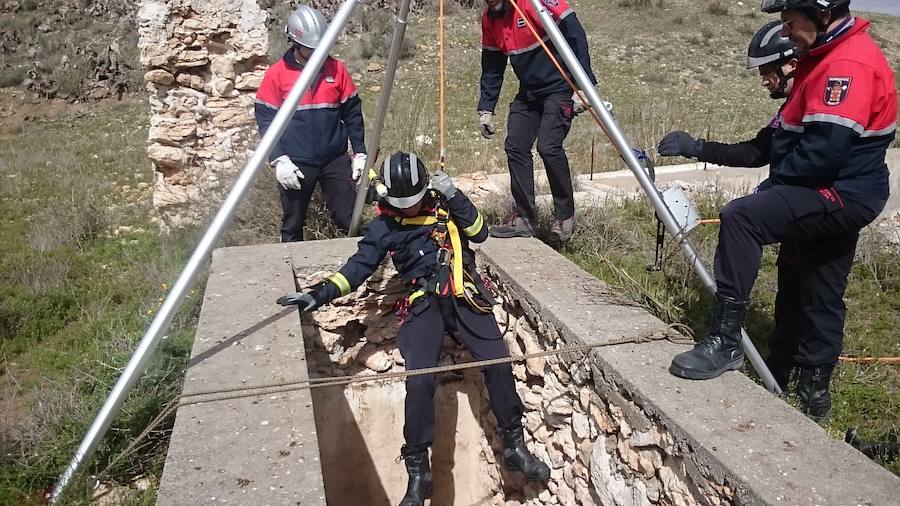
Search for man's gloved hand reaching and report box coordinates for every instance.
[273,155,305,190]
[276,291,319,312]
[352,153,367,181]
[276,280,336,313]
[430,169,457,199]
[478,111,496,139]
[657,131,704,159]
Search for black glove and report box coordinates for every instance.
[276,291,320,312]
[657,131,704,159]
[277,279,342,312]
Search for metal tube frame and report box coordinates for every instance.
[349,0,414,235]
[527,0,781,395]
[49,0,361,502]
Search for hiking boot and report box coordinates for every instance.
[669,295,748,380]
[499,425,550,481]
[399,445,433,506]
[489,216,534,238]
[797,363,835,421]
[549,215,575,248]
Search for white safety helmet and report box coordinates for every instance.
[285,5,327,49]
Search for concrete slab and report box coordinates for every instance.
[479,237,900,506]
[157,244,326,506]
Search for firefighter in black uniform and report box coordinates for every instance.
[277,152,550,506]
[666,0,896,421]
[658,21,804,392]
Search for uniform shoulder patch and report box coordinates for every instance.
[824,77,851,106]
[540,0,559,6]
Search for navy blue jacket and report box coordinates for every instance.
[318,191,488,303]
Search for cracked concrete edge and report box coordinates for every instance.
[477,237,900,506]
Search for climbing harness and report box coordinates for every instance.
[394,194,495,314]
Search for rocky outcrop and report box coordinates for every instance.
[138,0,268,229]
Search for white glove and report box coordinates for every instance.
[571,91,613,115]
[478,110,496,139]
[352,153,367,181]
[572,91,589,114]
[273,155,304,191]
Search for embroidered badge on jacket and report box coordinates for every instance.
[824,77,851,106]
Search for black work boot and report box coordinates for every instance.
[499,425,550,481]
[669,295,748,380]
[765,353,795,394]
[489,216,534,238]
[797,363,835,421]
[399,445,433,506]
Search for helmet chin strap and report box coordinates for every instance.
[769,66,793,99]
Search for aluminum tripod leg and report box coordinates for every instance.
[526,0,781,395]
[48,0,361,502]
[349,0,414,236]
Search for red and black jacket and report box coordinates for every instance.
[254,50,366,167]
[478,0,596,111]
[770,17,896,199]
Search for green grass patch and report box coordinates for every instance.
[554,197,899,475]
[0,102,202,504]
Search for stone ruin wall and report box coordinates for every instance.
[299,260,736,505]
[137,0,268,229]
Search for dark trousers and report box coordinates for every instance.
[278,152,355,242]
[766,242,803,370]
[504,93,575,222]
[398,296,524,449]
[714,185,885,365]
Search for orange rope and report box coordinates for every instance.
[438,0,446,168]
[507,0,609,138]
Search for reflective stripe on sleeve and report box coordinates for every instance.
[329,272,351,296]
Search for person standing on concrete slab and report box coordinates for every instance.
[659,21,807,393]
[254,5,367,242]
[478,0,597,246]
[669,0,896,422]
[277,152,551,506]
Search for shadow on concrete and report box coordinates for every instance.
[187,306,297,367]
[304,321,392,506]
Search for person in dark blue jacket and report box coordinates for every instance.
[278,152,550,506]
[668,0,895,421]
[478,0,597,245]
[658,21,804,393]
[255,5,367,242]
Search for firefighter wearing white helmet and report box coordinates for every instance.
[254,5,367,242]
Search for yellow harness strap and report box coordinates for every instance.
[399,210,464,296]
